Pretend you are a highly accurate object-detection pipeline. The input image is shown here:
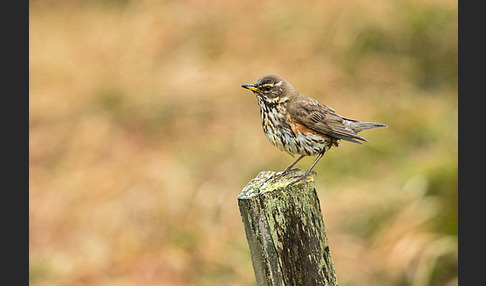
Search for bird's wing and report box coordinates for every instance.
[287,95,367,144]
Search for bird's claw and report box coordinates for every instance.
[265,168,300,183]
[287,170,317,186]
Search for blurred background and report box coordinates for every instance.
[29,0,457,285]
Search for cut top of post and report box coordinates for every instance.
[238,170,316,200]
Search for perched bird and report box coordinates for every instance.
[241,74,387,185]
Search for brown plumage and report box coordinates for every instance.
[241,74,387,185]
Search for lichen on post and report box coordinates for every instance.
[238,170,338,286]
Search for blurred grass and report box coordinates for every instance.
[30,0,457,285]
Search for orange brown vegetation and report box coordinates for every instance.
[30,0,457,285]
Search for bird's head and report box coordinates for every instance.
[241,74,294,103]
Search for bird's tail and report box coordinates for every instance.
[352,122,388,133]
[335,120,387,144]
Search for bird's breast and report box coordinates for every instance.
[257,100,328,156]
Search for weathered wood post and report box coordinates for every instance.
[238,170,338,286]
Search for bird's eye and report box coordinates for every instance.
[264,86,271,91]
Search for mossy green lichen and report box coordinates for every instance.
[238,170,337,285]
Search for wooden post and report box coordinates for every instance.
[238,170,338,286]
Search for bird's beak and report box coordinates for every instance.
[241,84,260,92]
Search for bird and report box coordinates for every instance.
[241,74,387,185]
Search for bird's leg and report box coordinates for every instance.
[288,151,325,186]
[268,155,306,182]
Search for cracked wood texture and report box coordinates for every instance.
[238,170,338,286]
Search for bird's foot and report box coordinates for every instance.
[266,168,300,183]
[288,170,317,186]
